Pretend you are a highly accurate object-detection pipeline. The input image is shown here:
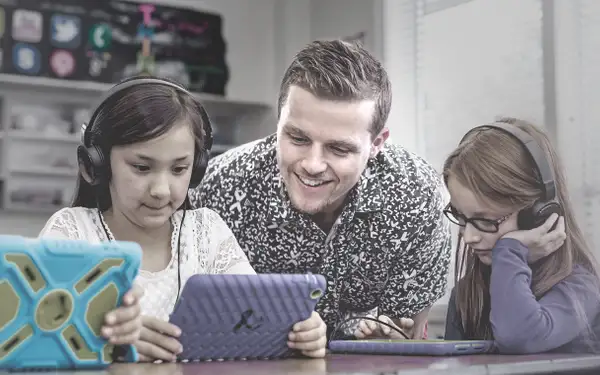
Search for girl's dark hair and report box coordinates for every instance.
[72,77,208,211]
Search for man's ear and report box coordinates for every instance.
[370,127,390,158]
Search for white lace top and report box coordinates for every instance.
[38,207,256,321]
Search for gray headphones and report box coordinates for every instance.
[459,120,562,230]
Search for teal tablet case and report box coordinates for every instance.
[0,235,141,370]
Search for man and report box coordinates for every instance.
[189,40,451,339]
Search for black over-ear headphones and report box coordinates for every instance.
[459,120,563,230]
[77,76,213,189]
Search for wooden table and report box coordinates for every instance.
[10,354,595,375]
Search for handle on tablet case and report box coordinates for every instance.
[310,289,323,299]
[307,272,324,300]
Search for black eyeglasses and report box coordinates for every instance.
[443,204,511,233]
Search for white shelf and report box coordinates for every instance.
[0,73,270,109]
[1,130,80,143]
[0,73,110,92]
[0,131,236,153]
[10,166,77,178]
[3,202,61,214]
[0,74,273,214]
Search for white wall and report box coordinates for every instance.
[554,0,600,252]
[273,0,382,94]
[383,0,600,259]
[379,0,600,336]
[416,0,546,171]
[272,0,311,103]
[309,0,382,60]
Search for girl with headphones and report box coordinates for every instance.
[38,77,327,362]
[441,117,600,353]
[355,118,600,354]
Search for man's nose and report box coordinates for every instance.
[300,147,327,175]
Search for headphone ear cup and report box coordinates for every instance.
[189,150,209,189]
[517,208,536,231]
[518,200,563,230]
[77,145,106,186]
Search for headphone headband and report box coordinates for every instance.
[83,77,212,148]
[78,76,212,189]
[459,121,556,201]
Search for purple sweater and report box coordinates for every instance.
[445,238,600,354]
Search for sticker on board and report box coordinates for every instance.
[50,49,75,77]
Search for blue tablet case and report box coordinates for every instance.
[329,339,496,356]
[169,273,327,361]
[0,235,142,370]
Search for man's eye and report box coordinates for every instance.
[289,134,308,144]
[331,147,350,155]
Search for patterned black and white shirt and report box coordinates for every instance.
[189,134,452,335]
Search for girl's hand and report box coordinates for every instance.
[354,314,412,339]
[501,213,566,263]
[288,311,327,358]
[102,284,144,345]
[135,316,183,362]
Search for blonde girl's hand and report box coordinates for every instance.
[501,214,566,263]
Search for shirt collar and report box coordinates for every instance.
[354,161,386,214]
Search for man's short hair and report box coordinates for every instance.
[278,40,392,137]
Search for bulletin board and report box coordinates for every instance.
[0,0,229,95]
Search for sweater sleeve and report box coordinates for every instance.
[490,238,600,354]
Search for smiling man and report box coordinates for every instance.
[188,40,452,339]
